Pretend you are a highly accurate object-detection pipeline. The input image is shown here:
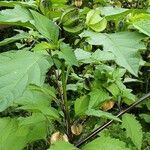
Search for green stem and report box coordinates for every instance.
[61,62,72,140]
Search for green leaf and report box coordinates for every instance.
[89,88,110,108]
[0,31,30,47]
[0,118,28,150]
[122,113,143,150]
[29,84,56,99]
[63,22,84,33]
[75,96,90,116]
[100,7,144,21]
[49,141,77,150]
[15,85,59,120]
[139,113,150,123]
[107,82,135,105]
[32,42,57,53]
[128,13,150,36]
[74,48,92,63]
[82,136,130,150]
[51,0,67,5]
[75,48,91,60]
[86,109,121,121]
[100,6,130,21]
[0,51,52,111]
[15,85,51,107]
[0,5,33,28]
[18,105,60,120]
[146,100,150,110]
[80,31,146,76]
[0,1,37,8]
[61,8,79,27]
[58,42,78,66]
[30,10,59,43]
[116,81,135,105]
[86,9,107,32]
[0,115,48,150]
[92,50,115,61]
[19,113,48,142]
[67,83,83,91]
[100,6,129,17]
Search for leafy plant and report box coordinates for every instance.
[0,0,150,150]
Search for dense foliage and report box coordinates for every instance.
[0,0,150,149]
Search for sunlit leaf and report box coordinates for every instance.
[80,30,146,76]
[0,51,52,111]
[122,113,143,150]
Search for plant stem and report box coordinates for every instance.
[75,92,150,147]
[61,62,72,140]
[47,49,72,139]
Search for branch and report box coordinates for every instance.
[75,92,150,147]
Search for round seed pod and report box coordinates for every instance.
[71,124,83,135]
[101,100,115,111]
[74,0,83,7]
[50,132,68,144]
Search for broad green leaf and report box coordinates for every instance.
[112,68,126,79]
[92,50,115,61]
[80,30,146,76]
[100,7,144,21]
[29,84,56,99]
[86,109,121,121]
[82,136,129,150]
[15,85,51,107]
[0,1,37,8]
[75,95,90,116]
[75,48,91,61]
[0,118,28,150]
[74,48,92,63]
[86,9,107,32]
[30,10,59,43]
[122,113,143,150]
[18,105,60,120]
[0,31,30,47]
[89,88,110,108]
[100,6,129,17]
[58,42,78,66]
[127,13,150,36]
[100,6,130,21]
[0,115,48,150]
[0,51,52,111]
[106,83,120,96]
[15,85,59,120]
[133,19,150,36]
[32,42,57,53]
[19,113,48,142]
[49,141,77,150]
[0,5,33,28]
